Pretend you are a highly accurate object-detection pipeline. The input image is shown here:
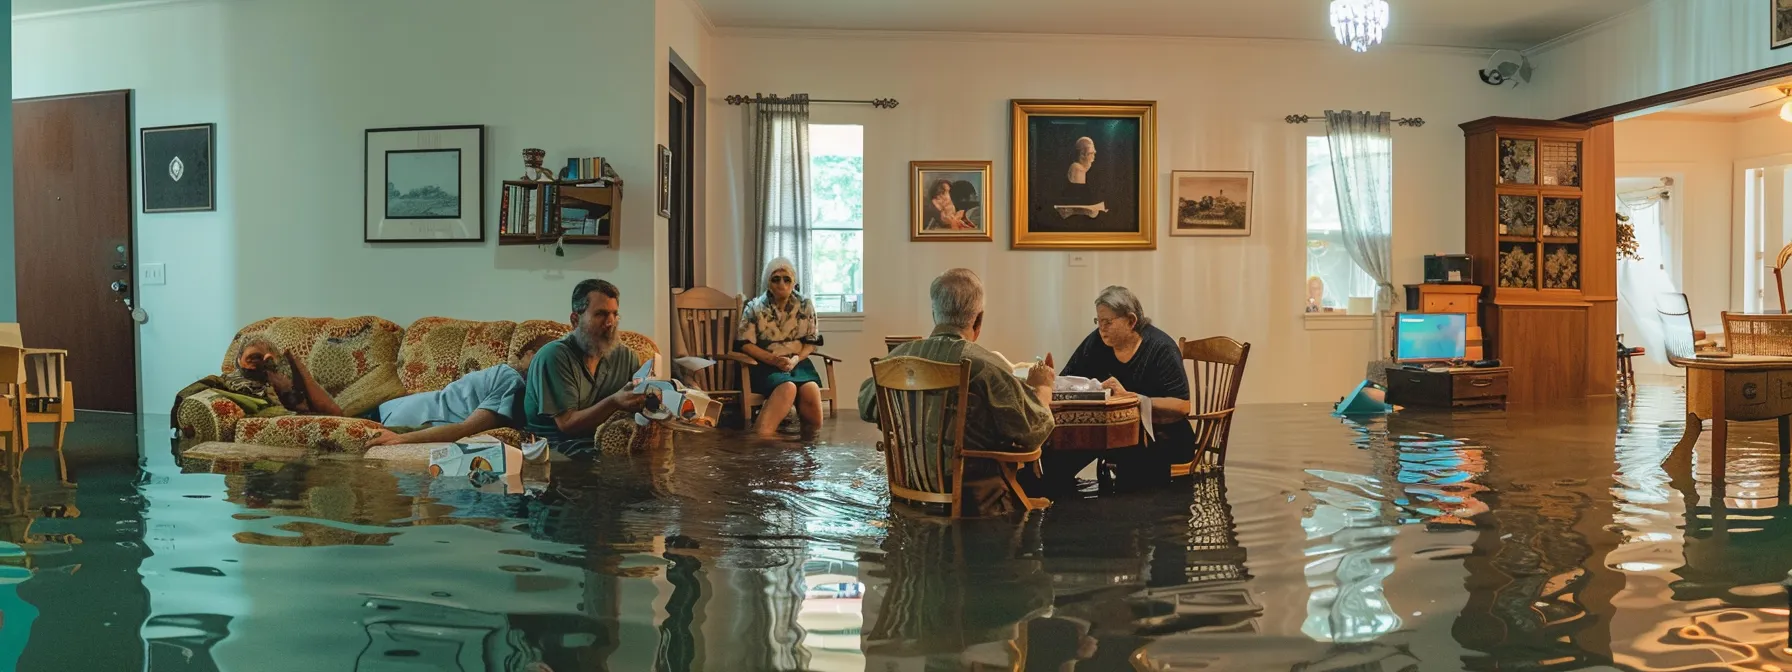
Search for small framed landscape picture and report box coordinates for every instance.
[1170,170,1253,237]
[140,123,215,213]
[910,160,993,241]
[364,124,484,242]
[1776,0,1792,49]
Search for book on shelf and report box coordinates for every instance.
[498,185,511,234]
[562,156,609,182]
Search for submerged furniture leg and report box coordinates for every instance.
[1711,371,1728,484]
[1672,412,1702,468]
[1781,415,1791,459]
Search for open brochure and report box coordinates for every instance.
[628,357,722,429]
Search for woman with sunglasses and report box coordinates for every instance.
[1059,285,1193,489]
[736,257,825,439]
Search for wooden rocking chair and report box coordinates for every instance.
[1172,336,1251,476]
[870,356,1046,518]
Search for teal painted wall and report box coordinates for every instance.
[1,0,15,322]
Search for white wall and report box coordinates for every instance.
[13,0,660,411]
[707,31,1528,406]
[1613,116,1734,318]
[1527,0,1790,120]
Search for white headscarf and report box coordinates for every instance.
[761,256,798,299]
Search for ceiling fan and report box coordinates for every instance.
[1749,85,1792,109]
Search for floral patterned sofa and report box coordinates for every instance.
[174,316,659,453]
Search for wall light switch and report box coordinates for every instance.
[1068,254,1089,268]
[141,263,167,286]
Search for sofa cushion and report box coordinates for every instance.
[332,362,405,419]
[223,316,404,395]
[235,414,387,453]
[397,318,571,393]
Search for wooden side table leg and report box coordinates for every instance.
[1711,372,1728,484]
[1781,415,1791,460]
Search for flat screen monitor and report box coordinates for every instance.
[1394,313,1467,363]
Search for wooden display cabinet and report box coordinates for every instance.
[1462,117,1615,403]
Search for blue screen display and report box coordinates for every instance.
[1395,313,1467,362]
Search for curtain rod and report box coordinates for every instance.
[725,93,900,109]
[1284,114,1426,127]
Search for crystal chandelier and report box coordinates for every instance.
[1330,0,1390,52]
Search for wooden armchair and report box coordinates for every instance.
[673,287,841,425]
[1172,336,1251,476]
[673,287,753,412]
[0,324,74,483]
[869,356,1046,517]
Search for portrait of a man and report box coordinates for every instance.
[1011,100,1156,250]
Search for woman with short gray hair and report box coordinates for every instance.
[1060,285,1194,487]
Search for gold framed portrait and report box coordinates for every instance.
[1010,100,1157,250]
[910,160,994,241]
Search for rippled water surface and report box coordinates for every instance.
[10,384,1792,670]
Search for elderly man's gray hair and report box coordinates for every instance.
[1096,285,1150,331]
[931,268,985,330]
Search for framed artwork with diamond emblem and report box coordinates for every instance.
[140,123,215,213]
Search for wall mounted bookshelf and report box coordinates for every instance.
[498,179,622,249]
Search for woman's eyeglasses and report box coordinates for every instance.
[770,276,794,285]
[1093,317,1123,328]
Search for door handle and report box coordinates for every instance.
[111,280,130,294]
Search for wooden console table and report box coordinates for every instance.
[1672,354,1792,483]
[1385,366,1512,410]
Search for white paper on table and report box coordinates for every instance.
[674,356,717,373]
[1053,376,1102,392]
[1137,395,1156,442]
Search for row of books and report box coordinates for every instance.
[563,156,611,181]
[499,183,547,235]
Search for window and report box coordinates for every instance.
[1304,136,1378,313]
[808,124,864,314]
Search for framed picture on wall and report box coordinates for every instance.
[364,124,484,242]
[910,160,993,241]
[1776,0,1792,49]
[1170,170,1253,237]
[1011,99,1157,250]
[140,123,215,213]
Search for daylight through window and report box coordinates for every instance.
[1305,136,1378,313]
[808,124,864,314]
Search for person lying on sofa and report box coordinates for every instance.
[228,337,343,416]
[522,278,649,457]
[362,334,560,448]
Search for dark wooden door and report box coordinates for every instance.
[14,91,136,413]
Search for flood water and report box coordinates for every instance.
[9,384,1792,670]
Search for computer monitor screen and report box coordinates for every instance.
[1395,313,1467,362]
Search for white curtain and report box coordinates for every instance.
[751,97,812,295]
[1325,111,1396,356]
[1616,181,1676,366]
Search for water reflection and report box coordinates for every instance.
[20,385,1792,669]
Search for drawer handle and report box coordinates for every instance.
[1406,376,1424,384]
[1469,378,1494,387]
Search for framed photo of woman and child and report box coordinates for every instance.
[909,160,994,241]
[1010,99,1157,250]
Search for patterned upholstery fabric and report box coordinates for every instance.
[176,315,658,454]
[397,318,571,393]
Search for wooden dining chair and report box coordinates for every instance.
[1173,337,1251,476]
[672,287,754,415]
[870,356,1046,518]
[884,335,923,353]
[1775,241,1792,314]
[0,324,74,483]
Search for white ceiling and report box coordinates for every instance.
[693,0,1651,50]
[12,0,1647,50]
[1667,83,1792,118]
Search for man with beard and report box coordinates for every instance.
[523,278,648,457]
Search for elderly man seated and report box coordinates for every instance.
[859,268,1056,516]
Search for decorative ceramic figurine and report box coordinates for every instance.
[521,148,555,182]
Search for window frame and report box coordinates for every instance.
[806,121,866,318]
[1302,133,1379,330]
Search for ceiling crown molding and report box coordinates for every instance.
[13,0,205,22]
[711,26,1500,57]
